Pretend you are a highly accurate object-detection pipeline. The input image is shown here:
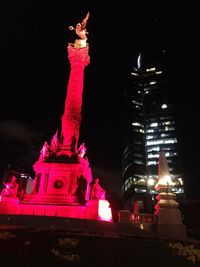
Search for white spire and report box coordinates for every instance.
[158,151,170,182]
[155,151,175,190]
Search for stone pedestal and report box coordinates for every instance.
[155,192,187,240]
[22,156,92,205]
[0,199,112,222]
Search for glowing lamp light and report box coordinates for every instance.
[155,175,175,191]
[159,175,175,186]
[98,200,112,222]
[147,178,155,186]
[178,178,183,185]
[161,104,167,109]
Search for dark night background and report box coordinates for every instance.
[0,1,199,197]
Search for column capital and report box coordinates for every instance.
[67,44,90,67]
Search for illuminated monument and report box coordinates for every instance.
[0,13,112,222]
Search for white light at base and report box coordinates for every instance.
[147,178,155,186]
[158,175,175,186]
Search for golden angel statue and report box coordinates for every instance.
[69,12,90,41]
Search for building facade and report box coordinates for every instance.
[122,55,183,211]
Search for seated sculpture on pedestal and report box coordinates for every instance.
[0,175,19,199]
[90,178,105,200]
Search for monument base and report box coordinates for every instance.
[155,192,188,240]
[27,156,92,206]
[0,199,112,222]
[21,194,85,206]
[157,207,183,224]
[157,224,187,240]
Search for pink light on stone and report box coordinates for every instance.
[61,45,90,151]
[0,13,113,224]
[98,200,112,222]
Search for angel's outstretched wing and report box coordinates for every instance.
[81,12,90,29]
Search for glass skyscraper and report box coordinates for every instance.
[122,54,184,211]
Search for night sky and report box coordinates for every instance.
[0,1,199,197]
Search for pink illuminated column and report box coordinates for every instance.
[61,45,90,151]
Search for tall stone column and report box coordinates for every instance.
[61,44,90,152]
